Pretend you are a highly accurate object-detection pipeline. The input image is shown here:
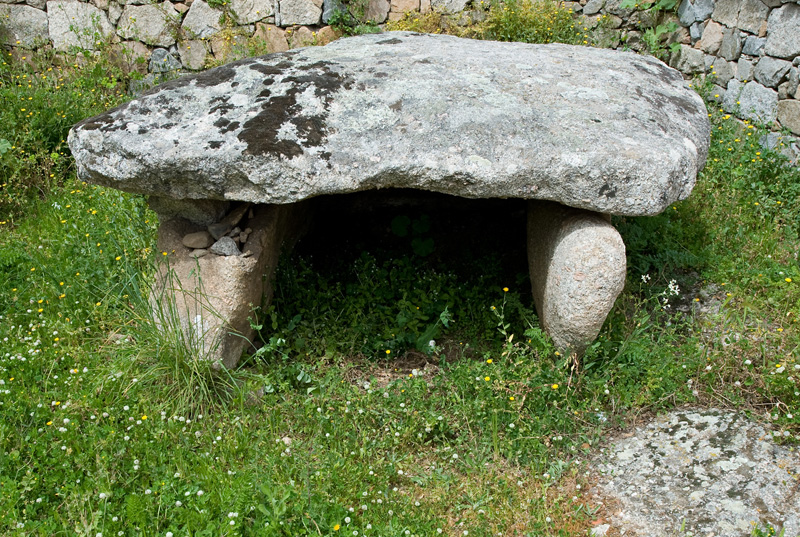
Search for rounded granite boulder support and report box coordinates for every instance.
[527,200,626,356]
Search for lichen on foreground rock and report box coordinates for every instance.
[592,409,800,537]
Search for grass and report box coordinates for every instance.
[1,12,799,537]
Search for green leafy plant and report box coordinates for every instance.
[641,21,680,59]
[327,0,381,36]
[390,213,435,257]
[619,0,678,11]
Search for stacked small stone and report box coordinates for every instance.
[181,204,253,258]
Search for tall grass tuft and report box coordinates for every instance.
[98,264,248,417]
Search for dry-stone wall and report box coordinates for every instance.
[1,0,799,140]
[567,0,800,150]
[673,0,800,136]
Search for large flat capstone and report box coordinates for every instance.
[68,32,710,217]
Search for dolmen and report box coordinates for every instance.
[68,32,710,368]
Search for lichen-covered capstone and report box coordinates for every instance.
[68,32,710,217]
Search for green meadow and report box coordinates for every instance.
[1,4,799,535]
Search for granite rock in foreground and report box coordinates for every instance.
[593,409,800,537]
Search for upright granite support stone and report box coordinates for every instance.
[527,201,626,355]
[151,202,307,369]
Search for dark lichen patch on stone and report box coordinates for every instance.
[250,61,293,76]
[633,86,701,120]
[389,100,403,111]
[599,183,617,198]
[207,140,223,149]
[378,38,403,45]
[210,96,235,116]
[214,118,240,134]
[634,59,683,86]
[74,101,132,131]
[238,63,353,158]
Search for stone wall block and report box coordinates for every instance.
[583,0,603,16]
[689,21,703,42]
[737,0,770,34]
[677,0,694,26]
[788,66,799,96]
[286,24,313,47]
[321,0,344,23]
[47,0,114,50]
[709,84,726,102]
[390,0,418,13]
[669,25,691,45]
[723,78,778,122]
[670,43,706,75]
[181,0,222,39]
[27,0,46,8]
[230,0,273,24]
[764,3,800,59]
[718,27,742,61]
[108,0,122,23]
[360,0,388,20]
[429,0,466,14]
[777,99,800,134]
[693,0,714,20]
[754,56,792,87]
[778,81,791,98]
[149,46,181,71]
[742,35,766,55]
[711,57,735,86]
[629,8,658,29]
[314,24,339,44]
[698,19,723,54]
[737,57,755,81]
[177,38,208,69]
[116,2,180,47]
[712,0,739,27]
[252,21,288,51]
[278,0,322,26]
[110,39,149,74]
[603,0,633,18]
[0,4,48,48]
